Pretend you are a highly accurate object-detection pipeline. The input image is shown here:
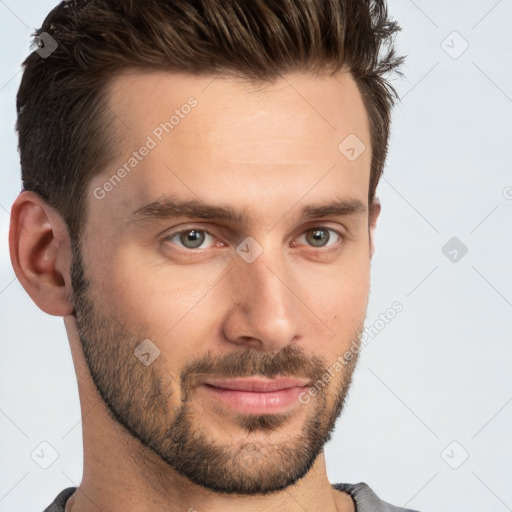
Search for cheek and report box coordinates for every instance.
[301,254,370,364]
[88,230,370,361]
[307,251,370,320]
[92,246,226,361]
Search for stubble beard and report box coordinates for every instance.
[70,240,362,495]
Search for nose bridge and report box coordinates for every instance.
[243,251,291,314]
[224,243,305,350]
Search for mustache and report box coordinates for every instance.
[180,344,328,389]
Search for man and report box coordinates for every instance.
[9,0,417,510]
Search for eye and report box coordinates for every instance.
[163,228,219,250]
[295,226,343,249]
[162,225,343,252]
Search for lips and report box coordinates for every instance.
[203,376,311,392]
[198,376,312,414]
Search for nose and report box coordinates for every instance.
[221,249,308,352]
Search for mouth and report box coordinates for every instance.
[199,377,311,414]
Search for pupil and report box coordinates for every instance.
[309,229,328,247]
[182,230,204,248]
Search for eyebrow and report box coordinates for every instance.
[129,195,367,225]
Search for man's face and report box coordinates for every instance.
[71,70,376,494]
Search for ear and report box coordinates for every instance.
[8,191,74,316]
[369,196,381,258]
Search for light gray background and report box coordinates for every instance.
[1,1,511,511]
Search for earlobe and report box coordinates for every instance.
[369,196,381,258]
[8,191,74,316]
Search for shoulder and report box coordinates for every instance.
[42,487,77,512]
[333,482,424,512]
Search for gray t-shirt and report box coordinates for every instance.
[43,484,422,511]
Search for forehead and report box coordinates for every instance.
[89,69,371,228]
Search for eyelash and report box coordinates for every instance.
[161,225,344,253]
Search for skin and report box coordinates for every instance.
[10,69,381,512]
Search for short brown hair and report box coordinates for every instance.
[16,0,404,243]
